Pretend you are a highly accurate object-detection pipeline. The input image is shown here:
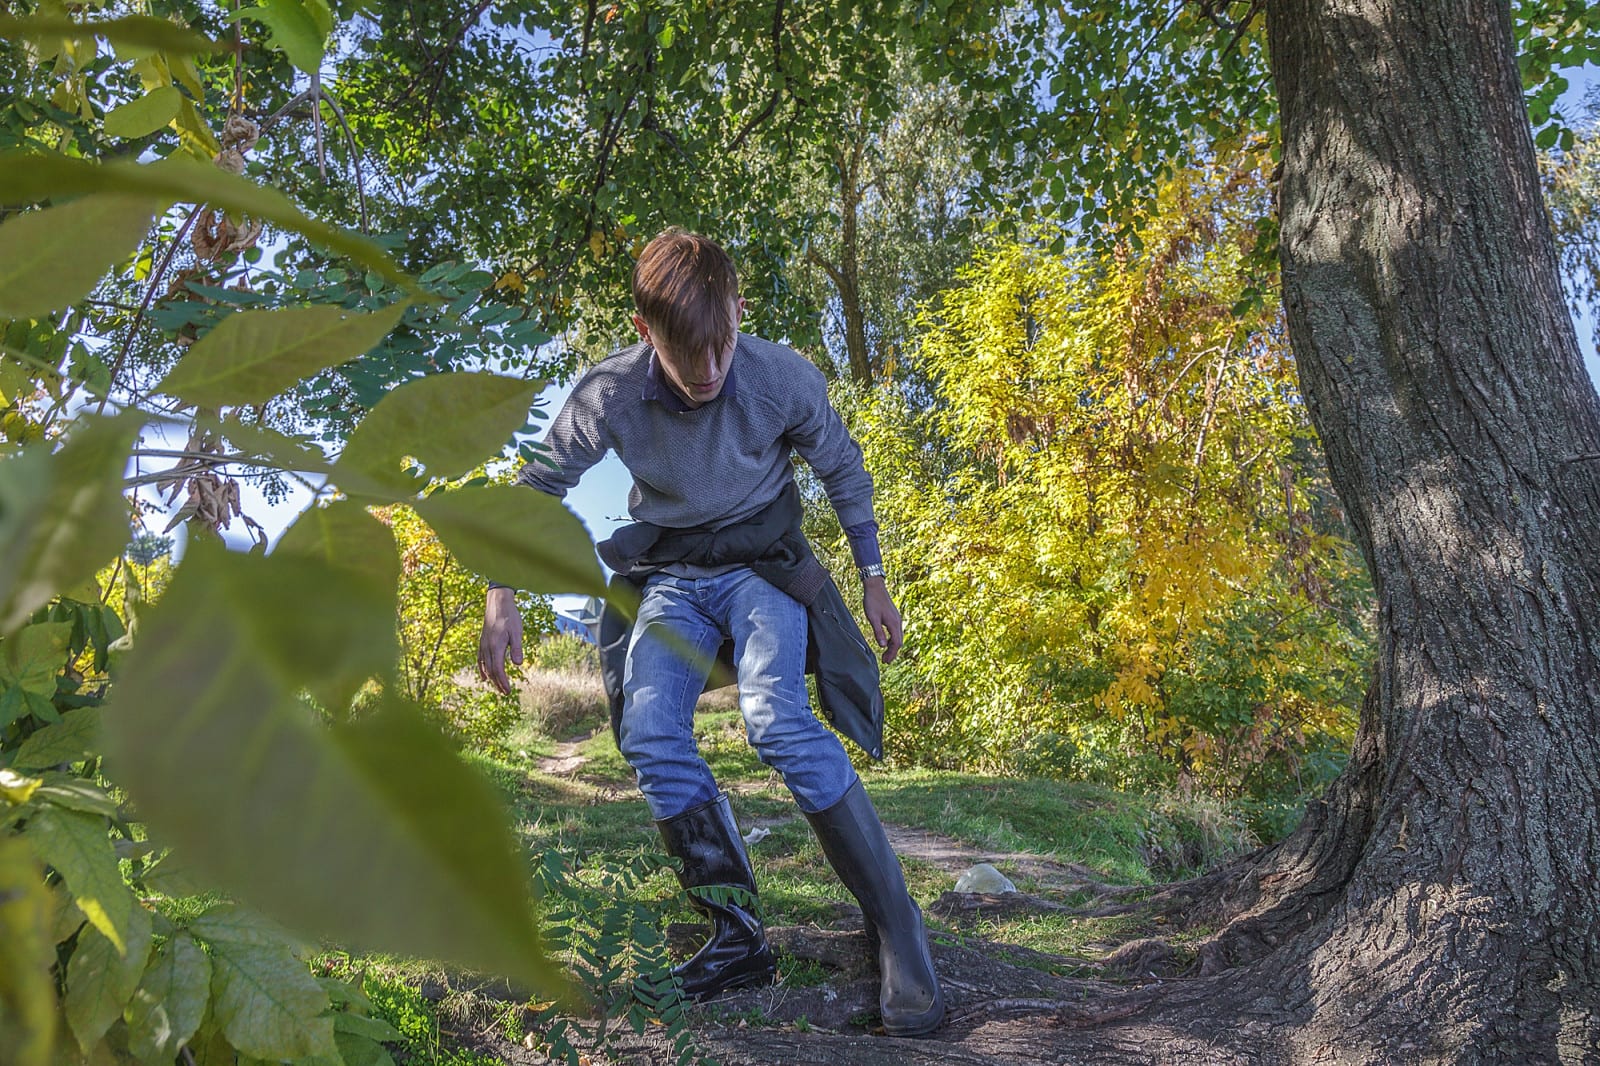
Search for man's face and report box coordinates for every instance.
[634,296,746,407]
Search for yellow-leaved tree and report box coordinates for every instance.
[858,155,1373,812]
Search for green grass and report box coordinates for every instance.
[346,698,1265,1062]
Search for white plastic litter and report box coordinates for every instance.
[954,862,1017,894]
[742,826,771,847]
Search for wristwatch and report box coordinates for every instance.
[858,564,886,580]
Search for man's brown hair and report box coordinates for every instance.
[631,227,739,358]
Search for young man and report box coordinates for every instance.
[477,228,944,1036]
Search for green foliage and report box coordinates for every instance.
[435,684,524,756]
[528,632,600,674]
[0,6,624,1058]
[528,850,699,1066]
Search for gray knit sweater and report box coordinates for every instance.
[514,333,876,535]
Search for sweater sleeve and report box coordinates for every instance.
[784,359,877,529]
[512,374,611,499]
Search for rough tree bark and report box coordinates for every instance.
[1191,0,1600,1057]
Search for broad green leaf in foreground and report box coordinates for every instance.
[0,153,412,288]
[23,806,137,955]
[104,87,183,139]
[64,910,152,1052]
[335,372,541,491]
[124,932,210,1063]
[0,13,219,54]
[414,485,605,596]
[273,500,401,711]
[0,412,143,634]
[207,935,334,1060]
[101,547,557,990]
[11,707,102,770]
[0,839,54,1066]
[0,194,162,318]
[275,500,399,595]
[159,302,408,407]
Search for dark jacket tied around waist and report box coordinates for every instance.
[595,479,885,760]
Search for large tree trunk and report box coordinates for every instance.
[1245,0,1600,1055]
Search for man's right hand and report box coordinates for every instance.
[477,586,524,695]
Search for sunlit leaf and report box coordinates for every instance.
[159,303,407,408]
[0,840,55,1066]
[0,13,219,54]
[0,412,142,635]
[23,806,137,955]
[125,932,210,1063]
[414,485,605,595]
[102,550,557,989]
[103,86,181,139]
[206,936,334,1060]
[0,194,161,318]
[64,908,152,1052]
[0,154,413,289]
[0,767,41,805]
[11,707,102,769]
[229,0,328,75]
[335,372,541,491]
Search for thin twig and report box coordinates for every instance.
[98,207,201,416]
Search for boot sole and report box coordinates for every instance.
[689,964,777,1001]
[882,1003,945,1037]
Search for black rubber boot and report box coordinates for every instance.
[655,793,777,1000]
[803,780,945,1036]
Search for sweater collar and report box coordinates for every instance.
[642,336,741,412]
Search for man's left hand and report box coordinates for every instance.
[862,577,903,664]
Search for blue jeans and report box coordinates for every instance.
[618,568,859,821]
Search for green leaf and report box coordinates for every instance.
[188,903,305,949]
[230,0,328,75]
[0,194,162,319]
[198,412,334,475]
[64,908,152,1052]
[23,806,137,955]
[11,707,102,769]
[0,412,143,635]
[0,154,414,290]
[0,839,56,1066]
[103,87,182,139]
[125,932,211,1063]
[207,937,335,1060]
[32,773,120,819]
[275,501,398,590]
[332,1013,403,1043]
[102,554,557,990]
[159,303,408,407]
[334,1031,398,1066]
[0,13,219,54]
[414,485,605,595]
[335,373,541,491]
[0,622,74,695]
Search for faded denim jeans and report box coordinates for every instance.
[618,568,858,820]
